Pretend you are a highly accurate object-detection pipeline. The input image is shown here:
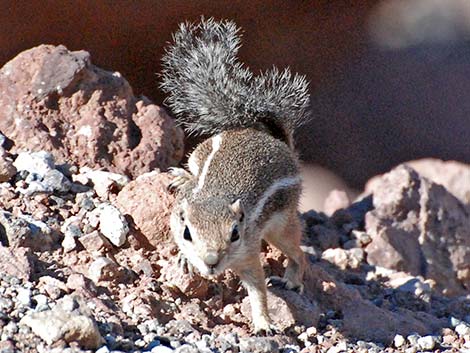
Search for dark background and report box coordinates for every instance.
[1,1,469,188]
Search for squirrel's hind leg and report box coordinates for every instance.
[265,211,306,293]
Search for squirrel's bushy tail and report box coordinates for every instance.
[160,18,310,139]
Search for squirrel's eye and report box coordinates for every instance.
[183,226,192,241]
[231,225,240,242]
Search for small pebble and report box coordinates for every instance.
[417,335,438,350]
[456,323,470,336]
[394,334,405,348]
[95,346,111,353]
[151,345,174,353]
[407,334,420,346]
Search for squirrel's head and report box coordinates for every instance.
[171,197,246,277]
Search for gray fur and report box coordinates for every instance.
[160,18,310,138]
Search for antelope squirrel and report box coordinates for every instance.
[161,18,309,334]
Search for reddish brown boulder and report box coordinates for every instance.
[366,159,470,206]
[114,171,175,248]
[241,289,320,332]
[0,44,184,178]
[303,263,433,343]
[0,246,35,280]
[365,165,470,295]
[406,159,470,205]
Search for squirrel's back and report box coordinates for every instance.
[186,128,301,229]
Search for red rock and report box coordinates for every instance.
[303,263,432,343]
[38,276,69,299]
[115,172,175,249]
[0,246,35,280]
[406,159,470,205]
[159,256,210,299]
[0,45,183,178]
[366,159,470,206]
[241,289,320,331]
[88,257,121,283]
[66,273,98,297]
[365,165,470,295]
[79,231,112,254]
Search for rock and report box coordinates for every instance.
[406,159,470,205]
[97,203,128,247]
[239,337,279,353]
[79,231,112,253]
[16,287,32,307]
[326,341,347,353]
[0,211,55,251]
[0,246,34,280]
[73,168,129,199]
[393,334,405,348]
[241,289,320,331]
[321,248,349,269]
[456,323,470,336]
[330,195,374,229]
[20,295,103,349]
[115,172,175,249]
[88,257,121,283]
[160,256,209,299]
[62,233,77,252]
[321,248,364,270]
[41,169,71,193]
[13,151,55,178]
[38,276,69,300]
[0,149,16,183]
[417,335,438,350]
[388,276,431,297]
[0,45,184,178]
[323,189,350,216]
[66,273,98,297]
[151,346,174,353]
[365,165,470,295]
[310,225,341,250]
[302,264,431,343]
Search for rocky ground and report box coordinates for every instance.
[0,45,470,353]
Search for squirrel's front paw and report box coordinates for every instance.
[177,252,194,276]
[168,168,193,192]
[253,316,278,336]
[267,276,304,294]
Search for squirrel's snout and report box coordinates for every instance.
[203,251,219,268]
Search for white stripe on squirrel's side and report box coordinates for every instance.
[194,134,222,193]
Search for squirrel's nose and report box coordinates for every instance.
[204,251,219,267]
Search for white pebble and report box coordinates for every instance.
[95,346,110,353]
[394,334,405,348]
[13,151,55,177]
[97,203,128,246]
[16,288,31,307]
[456,323,470,336]
[417,335,437,350]
[151,345,174,353]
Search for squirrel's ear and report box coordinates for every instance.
[230,199,244,222]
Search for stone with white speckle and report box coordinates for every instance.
[97,203,128,247]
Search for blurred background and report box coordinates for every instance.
[1,0,469,210]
